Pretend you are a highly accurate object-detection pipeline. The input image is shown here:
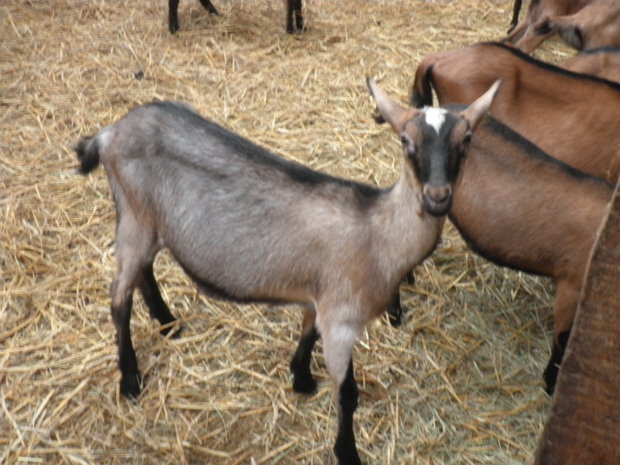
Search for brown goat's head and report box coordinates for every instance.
[367,78,501,217]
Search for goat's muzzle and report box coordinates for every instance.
[422,185,452,217]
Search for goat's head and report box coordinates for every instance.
[367,78,501,217]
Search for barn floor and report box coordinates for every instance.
[1,1,577,464]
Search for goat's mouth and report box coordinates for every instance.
[422,192,452,217]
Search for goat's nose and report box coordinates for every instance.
[424,185,452,204]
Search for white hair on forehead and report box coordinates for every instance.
[422,107,449,134]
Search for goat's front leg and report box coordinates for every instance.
[321,320,362,465]
[290,307,320,394]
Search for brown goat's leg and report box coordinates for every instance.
[543,281,581,394]
[138,263,179,337]
[290,307,319,394]
[508,0,523,33]
[322,321,362,465]
[543,328,571,395]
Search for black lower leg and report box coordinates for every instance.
[543,329,571,395]
[290,327,320,394]
[169,0,180,33]
[198,0,219,15]
[334,361,361,465]
[139,264,178,336]
[114,295,142,398]
[294,7,304,32]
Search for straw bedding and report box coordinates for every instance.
[1,1,577,464]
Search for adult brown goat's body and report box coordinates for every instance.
[447,115,612,394]
[560,46,620,82]
[412,42,620,183]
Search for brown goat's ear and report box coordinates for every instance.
[460,79,502,131]
[367,77,417,133]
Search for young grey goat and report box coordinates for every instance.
[75,80,499,464]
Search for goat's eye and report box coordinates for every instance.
[400,134,409,146]
[463,131,472,145]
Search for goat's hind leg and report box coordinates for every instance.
[198,0,218,15]
[290,307,319,394]
[139,263,180,337]
[111,215,157,398]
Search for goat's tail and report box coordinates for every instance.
[75,136,101,174]
[410,62,434,108]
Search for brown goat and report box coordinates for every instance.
[75,84,499,465]
[411,42,620,183]
[506,0,620,53]
[504,0,592,52]
[560,46,620,82]
[377,85,613,395]
[168,0,304,34]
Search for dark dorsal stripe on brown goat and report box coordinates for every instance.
[410,41,620,183]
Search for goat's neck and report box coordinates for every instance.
[370,164,445,283]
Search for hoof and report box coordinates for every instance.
[120,373,142,399]
[292,374,317,395]
[334,444,362,465]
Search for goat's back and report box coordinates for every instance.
[414,42,620,182]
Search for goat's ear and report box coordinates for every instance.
[460,79,502,131]
[367,77,417,133]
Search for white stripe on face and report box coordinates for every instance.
[423,107,448,134]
